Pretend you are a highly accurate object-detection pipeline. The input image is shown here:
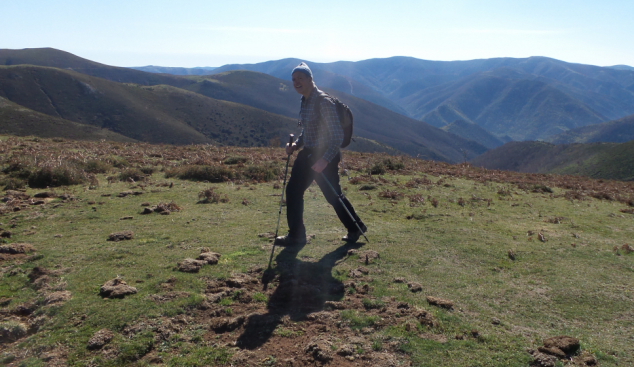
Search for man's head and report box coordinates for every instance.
[291,62,314,98]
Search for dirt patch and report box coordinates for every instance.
[355,250,380,264]
[107,231,133,241]
[177,258,207,273]
[87,329,114,350]
[0,243,35,254]
[426,296,454,310]
[99,278,137,298]
[110,261,421,366]
[139,201,181,215]
[147,291,190,303]
[538,335,580,357]
[407,282,422,293]
[44,291,72,305]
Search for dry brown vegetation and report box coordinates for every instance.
[2,136,633,204]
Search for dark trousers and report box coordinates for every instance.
[286,148,362,237]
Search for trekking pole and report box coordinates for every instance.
[268,134,294,269]
[320,172,369,243]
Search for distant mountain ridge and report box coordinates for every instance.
[0,48,485,162]
[131,66,217,75]
[213,56,634,141]
[546,113,634,144]
[440,120,505,149]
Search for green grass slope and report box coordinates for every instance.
[470,140,634,181]
[546,113,634,144]
[1,137,633,366]
[0,65,297,146]
[441,119,505,149]
[0,96,135,142]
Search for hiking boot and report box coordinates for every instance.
[342,224,368,242]
[274,233,307,247]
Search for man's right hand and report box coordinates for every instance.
[286,143,297,155]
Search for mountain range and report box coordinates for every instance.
[0,48,485,162]
[2,47,634,174]
[213,56,634,141]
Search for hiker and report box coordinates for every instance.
[274,62,366,247]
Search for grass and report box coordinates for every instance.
[0,136,633,366]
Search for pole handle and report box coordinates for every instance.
[289,134,294,145]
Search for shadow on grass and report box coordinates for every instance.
[236,241,365,349]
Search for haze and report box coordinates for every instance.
[2,0,633,68]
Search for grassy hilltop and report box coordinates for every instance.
[0,136,633,366]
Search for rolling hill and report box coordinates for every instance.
[0,48,191,88]
[413,68,606,140]
[440,119,506,149]
[181,70,488,162]
[470,140,634,181]
[1,48,485,162]
[546,113,634,144]
[0,65,297,146]
[0,96,135,142]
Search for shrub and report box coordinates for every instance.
[119,168,145,182]
[28,164,86,188]
[106,155,129,168]
[139,166,156,175]
[224,156,248,165]
[242,164,279,182]
[83,160,112,174]
[1,177,26,190]
[165,165,235,183]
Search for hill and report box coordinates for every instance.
[440,119,505,149]
[546,113,634,144]
[0,136,632,367]
[0,96,135,142]
[182,70,488,162]
[0,65,297,146]
[213,56,634,141]
[415,68,606,140]
[470,140,634,181]
[130,66,217,75]
[0,48,192,88]
[0,49,483,162]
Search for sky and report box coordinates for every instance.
[2,0,633,68]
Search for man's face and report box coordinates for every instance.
[292,71,312,97]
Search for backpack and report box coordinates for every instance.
[317,92,354,148]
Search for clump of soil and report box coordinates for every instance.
[0,243,35,254]
[426,296,454,310]
[140,201,181,215]
[407,282,422,293]
[177,258,207,273]
[177,249,221,272]
[87,329,114,350]
[0,320,28,343]
[107,231,133,241]
[44,291,72,305]
[197,248,221,265]
[538,335,580,358]
[99,278,137,298]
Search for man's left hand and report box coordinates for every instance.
[311,158,329,173]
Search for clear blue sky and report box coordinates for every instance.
[3,0,633,68]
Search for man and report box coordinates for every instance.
[274,62,366,247]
